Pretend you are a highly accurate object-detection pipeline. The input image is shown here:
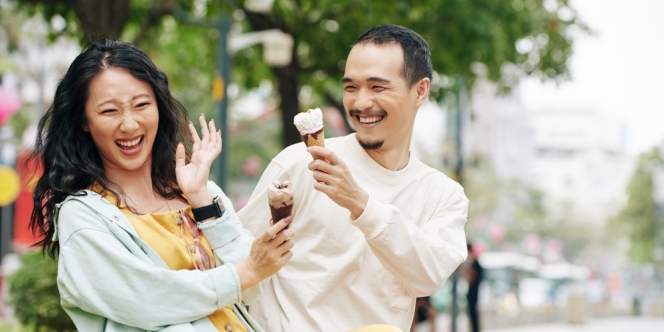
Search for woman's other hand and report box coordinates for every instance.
[175,114,221,208]
[235,217,294,291]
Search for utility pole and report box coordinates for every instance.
[450,77,467,332]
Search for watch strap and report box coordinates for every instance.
[192,196,225,221]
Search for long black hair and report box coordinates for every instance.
[29,39,191,258]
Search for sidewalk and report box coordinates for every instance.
[485,316,664,332]
[417,314,664,332]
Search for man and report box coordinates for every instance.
[239,24,468,331]
[462,243,483,332]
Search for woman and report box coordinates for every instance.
[29,39,294,332]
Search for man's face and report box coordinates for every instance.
[342,43,427,151]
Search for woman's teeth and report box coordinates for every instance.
[359,116,383,124]
[117,137,142,147]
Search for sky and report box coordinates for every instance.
[520,0,664,156]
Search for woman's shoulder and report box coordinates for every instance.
[56,191,118,242]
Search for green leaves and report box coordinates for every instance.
[7,252,76,332]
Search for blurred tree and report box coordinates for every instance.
[239,0,587,146]
[11,0,586,147]
[7,251,76,332]
[16,0,175,45]
[610,148,662,263]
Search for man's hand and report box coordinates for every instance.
[307,146,369,219]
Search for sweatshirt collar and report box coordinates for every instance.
[342,133,421,185]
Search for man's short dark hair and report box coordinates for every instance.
[353,24,432,87]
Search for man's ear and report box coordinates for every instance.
[414,77,430,107]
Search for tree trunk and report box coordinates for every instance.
[273,62,301,148]
[68,0,130,41]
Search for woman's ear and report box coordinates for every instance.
[82,122,89,132]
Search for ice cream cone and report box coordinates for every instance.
[302,127,325,160]
[268,181,294,229]
[270,204,293,227]
[294,108,326,160]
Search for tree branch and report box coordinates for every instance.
[132,0,175,46]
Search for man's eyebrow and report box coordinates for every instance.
[341,77,391,83]
[96,93,151,108]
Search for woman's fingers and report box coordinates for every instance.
[198,113,210,143]
[175,142,186,168]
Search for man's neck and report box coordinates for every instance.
[362,137,411,171]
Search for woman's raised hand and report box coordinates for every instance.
[175,114,222,208]
[235,217,294,291]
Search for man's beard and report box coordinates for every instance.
[358,138,384,150]
[349,108,386,151]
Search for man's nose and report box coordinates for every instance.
[354,89,374,111]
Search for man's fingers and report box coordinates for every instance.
[312,170,334,185]
[306,147,342,165]
[307,159,335,174]
[175,142,186,168]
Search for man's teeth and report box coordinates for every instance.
[117,137,141,147]
[359,116,383,124]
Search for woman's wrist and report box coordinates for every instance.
[234,261,262,292]
[186,191,215,209]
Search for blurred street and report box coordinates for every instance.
[486,316,664,332]
[412,314,664,332]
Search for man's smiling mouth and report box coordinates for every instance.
[358,115,384,124]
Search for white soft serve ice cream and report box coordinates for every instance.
[293,108,324,135]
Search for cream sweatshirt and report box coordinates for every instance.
[238,134,468,331]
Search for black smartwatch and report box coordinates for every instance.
[192,196,226,221]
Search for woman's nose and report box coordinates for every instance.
[119,111,139,132]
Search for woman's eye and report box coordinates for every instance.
[137,102,150,108]
[101,109,117,114]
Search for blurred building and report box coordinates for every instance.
[469,80,533,181]
[530,111,632,224]
[469,80,633,225]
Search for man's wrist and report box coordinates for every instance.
[349,191,369,219]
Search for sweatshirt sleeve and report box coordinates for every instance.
[350,182,469,297]
[56,201,242,331]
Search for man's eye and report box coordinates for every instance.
[344,86,357,92]
[372,86,385,90]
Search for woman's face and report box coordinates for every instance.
[84,67,159,173]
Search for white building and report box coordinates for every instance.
[529,110,633,223]
[469,81,633,225]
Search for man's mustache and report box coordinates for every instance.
[348,109,387,117]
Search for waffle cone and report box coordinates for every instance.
[302,128,325,160]
[270,204,293,228]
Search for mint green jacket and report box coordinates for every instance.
[53,182,266,332]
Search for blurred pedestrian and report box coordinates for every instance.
[462,243,483,332]
[239,24,469,331]
[411,296,437,332]
[29,39,294,331]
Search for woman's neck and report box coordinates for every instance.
[104,163,156,202]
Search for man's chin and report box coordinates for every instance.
[357,136,384,150]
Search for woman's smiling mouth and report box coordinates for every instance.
[115,136,144,155]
